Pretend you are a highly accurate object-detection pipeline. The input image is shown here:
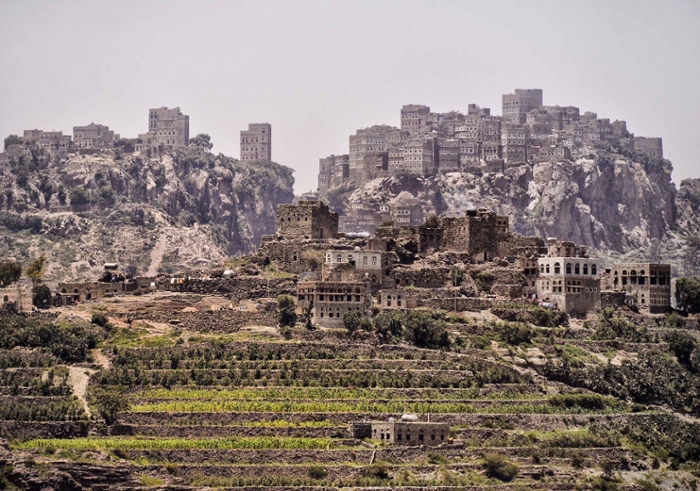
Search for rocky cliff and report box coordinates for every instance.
[0,146,294,282]
[340,147,700,274]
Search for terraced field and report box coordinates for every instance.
[1,300,699,490]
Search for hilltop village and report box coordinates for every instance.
[2,195,673,321]
[318,88,665,233]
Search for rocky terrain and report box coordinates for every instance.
[332,146,700,275]
[0,145,295,282]
[1,290,699,490]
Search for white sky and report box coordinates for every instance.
[1,0,698,194]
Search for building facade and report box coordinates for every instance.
[240,123,272,161]
[73,123,118,149]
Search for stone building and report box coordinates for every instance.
[73,123,118,149]
[534,144,572,163]
[401,104,431,135]
[349,126,394,182]
[536,240,600,316]
[502,89,543,124]
[136,107,189,157]
[296,280,367,328]
[501,124,529,165]
[276,199,338,240]
[441,209,510,262]
[22,129,71,160]
[633,137,663,159]
[0,144,32,168]
[601,263,671,313]
[0,280,33,312]
[240,123,272,161]
[365,419,450,446]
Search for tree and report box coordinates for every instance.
[26,255,47,285]
[277,295,297,327]
[0,261,22,287]
[343,309,362,333]
[373,310,404,341]
[190,134,213,151]
[676,277,700,314]
[32,284,51,308]
[69,187,91,206]
[4,134,22,150]
[404,311,451,349]
[93,388,131,425]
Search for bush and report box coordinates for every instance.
[475,271,495,292]
[483,454,518,481]
[93,388,131,425]
[373,310,404,341]
[276,295,297,327]
[0,261,22,287]
[550,393,610,410]
[665,330,698,367]
[498,322,533,345]
[91,313,110,328]
[307,464,327,479]
[404,311,450,349]
[362,462,390,479]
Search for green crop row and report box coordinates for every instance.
[130,399,626,415]
[16,436,336,451]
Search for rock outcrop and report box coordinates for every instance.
[0,146,294,282]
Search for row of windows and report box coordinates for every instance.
[541,263,598,275]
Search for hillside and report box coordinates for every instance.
[1,294,699,490]
[0,146,295,282]
[332,147,700,275]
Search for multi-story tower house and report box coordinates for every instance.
[633,137,663,159]
[441,209,510,262]
[276,199,338,240]
[400,105,430,135]
[240,123,272,161]
[318,154,349,196]
[73,123,118,149]
[148,107,190,147]
[348,125,394,183]
[437,138,460,172]
[403,139,435,175]
[501,123,529,165]
[502,89,543,124]
[536,239,601,316]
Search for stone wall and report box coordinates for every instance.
[276,200,338,240]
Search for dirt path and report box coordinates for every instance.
[146,232,168,277]
[68,366,97,418]
[92,348,111,371]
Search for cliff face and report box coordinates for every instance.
[0,147,294,282]
[344,148,698,273]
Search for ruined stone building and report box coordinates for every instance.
[276,198,339,240]
[240,123,272,161]
[633,137,663,159]
[22,129,71,160]
[73,123,118,149]
[0,144,31,168]
[0,280,33,312]
[536,240,601,316]
[364,420,450,446]
[601,263,671,313]
[441,209,510,262]
[136,107,189,157]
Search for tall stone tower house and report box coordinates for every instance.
[148,107,190,147]
[240,123,272,161]
[502,89,543,124]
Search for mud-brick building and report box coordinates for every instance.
[536,240,601,316]
[297,280,367,328]
[0,280,33,312]
[276,199,339,240]
[602,263,671,313]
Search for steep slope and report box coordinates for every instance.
[0,146,294,282]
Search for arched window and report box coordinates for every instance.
[2,295,8,303]
[592,264,597,275]
[583,264,588,275]
[372,256,377,266]
[566,263,572,274]
[363,256,368,266]
[554,262,561,274]
[336,255,342,263]
[540,264,545,274]
[546,264,550,274]
[575,263,580,275]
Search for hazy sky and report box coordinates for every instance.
[1,0,698,194]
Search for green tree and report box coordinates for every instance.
[276,295,297,327]
[69,187,91,206]
[26,255,47,285]
[189,133,213,151]
[32,284,51,308]
[342,309,362,333]
[676,277,700,314]
[373,310,404,341]
[0,261,22,287]
[666,330,698,368]
[4,134,22,150]
[93,388,131,425]
[404,311,450,349]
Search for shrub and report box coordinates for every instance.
[93,388,131,425]
[91,313,110,328]
[363,462,390,479]
[0,261,22,287]
[475,271,495,292]
[665,330,698,367]
[483,453,518,481]
[276,295,297,327]
[404,311,450,349]
[308,464,327,479]
[550,393,609,410]
[32,284,51,308]
[163,463,178,475]
[676,277,700,313]
[498,322,533,345]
